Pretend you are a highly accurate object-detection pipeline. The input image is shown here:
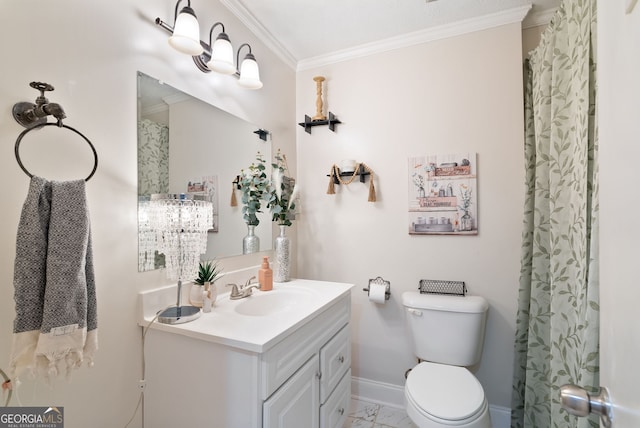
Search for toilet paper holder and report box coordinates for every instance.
[363,276,391,300]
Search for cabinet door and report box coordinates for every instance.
[320,369,351,428]
[320,325,351,403]
[261,298,350,400]
[264,355,319,428]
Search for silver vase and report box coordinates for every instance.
[274,225,291,282]
[243,224,260,254]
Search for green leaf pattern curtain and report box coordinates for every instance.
[511,0,599,427]
[138,118,169,196]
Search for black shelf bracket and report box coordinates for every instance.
[327,164,370,184]
[298,111,341,134]
[253,129,269,141]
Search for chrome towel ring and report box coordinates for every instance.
[15,122,98,182]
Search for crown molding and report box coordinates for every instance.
[522,7,557,29]
[142,103,168,117]
[221,2,534,72]
[297,5,532,71]
[220,0,298,70]
[162,92,190,105]
[141,92,190,117]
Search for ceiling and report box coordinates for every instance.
[221,0,560,70]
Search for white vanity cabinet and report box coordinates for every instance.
[141,280,352,428]
[263,322,351,428]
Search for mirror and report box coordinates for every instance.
[137,72,272,272]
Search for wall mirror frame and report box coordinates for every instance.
[137,71,272,272]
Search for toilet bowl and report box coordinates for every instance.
[401,291,492,428]
[405,362,491,428]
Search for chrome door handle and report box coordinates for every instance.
[560,384,612,428]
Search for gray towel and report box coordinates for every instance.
[10,176,98,382]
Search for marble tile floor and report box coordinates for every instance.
[344,398,418,428]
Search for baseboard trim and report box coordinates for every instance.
[351,376,405,409]
[489,405,511,428]
[350,376,511,428]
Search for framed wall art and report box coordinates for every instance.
[408,153,477,235]
[187,175,219,232]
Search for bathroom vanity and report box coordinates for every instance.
[139,279,353,427]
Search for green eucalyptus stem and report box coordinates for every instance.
[267,150,297,226]
[240,152,270,226]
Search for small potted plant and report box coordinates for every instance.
[190,260,223,307]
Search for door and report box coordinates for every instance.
[263,354,320,428]
[566,2,640,426]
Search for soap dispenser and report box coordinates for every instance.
[259,256,273,291]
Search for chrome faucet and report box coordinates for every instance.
[227,276,261,300]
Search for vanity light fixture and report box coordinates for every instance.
[205,22,235,74]
[167,0,203,55]
[156,0,263,89]
[236,43,263,90]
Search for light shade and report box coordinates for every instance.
[207,33,235,75]
[238,52,263,89]
[168,6,204,56]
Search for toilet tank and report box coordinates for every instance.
[402,291,489,366]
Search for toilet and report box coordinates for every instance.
[402,291,492,428]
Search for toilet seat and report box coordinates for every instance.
[406,362,487,424]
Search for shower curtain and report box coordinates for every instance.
[138,118,169,196]
[138,119,170,271]
[511,0,599,427]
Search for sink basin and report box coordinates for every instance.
[234,287,317,317]
[140,279,354,353]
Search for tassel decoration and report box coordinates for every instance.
[326,162,377,202]
[368,171,377,202]
[327,166,336,195]
[230,182,238,207]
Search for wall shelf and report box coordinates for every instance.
[326,162,376,202]
[298,112,341,134]
[327,164,370,184]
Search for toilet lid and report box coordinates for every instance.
[406,362,485,421]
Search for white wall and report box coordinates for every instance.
[0,2,294,427]
[296,23,527,409]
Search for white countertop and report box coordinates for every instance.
[138,279,353,353]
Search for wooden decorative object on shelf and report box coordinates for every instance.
[298,76,341,134]
[312,76,327,121]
